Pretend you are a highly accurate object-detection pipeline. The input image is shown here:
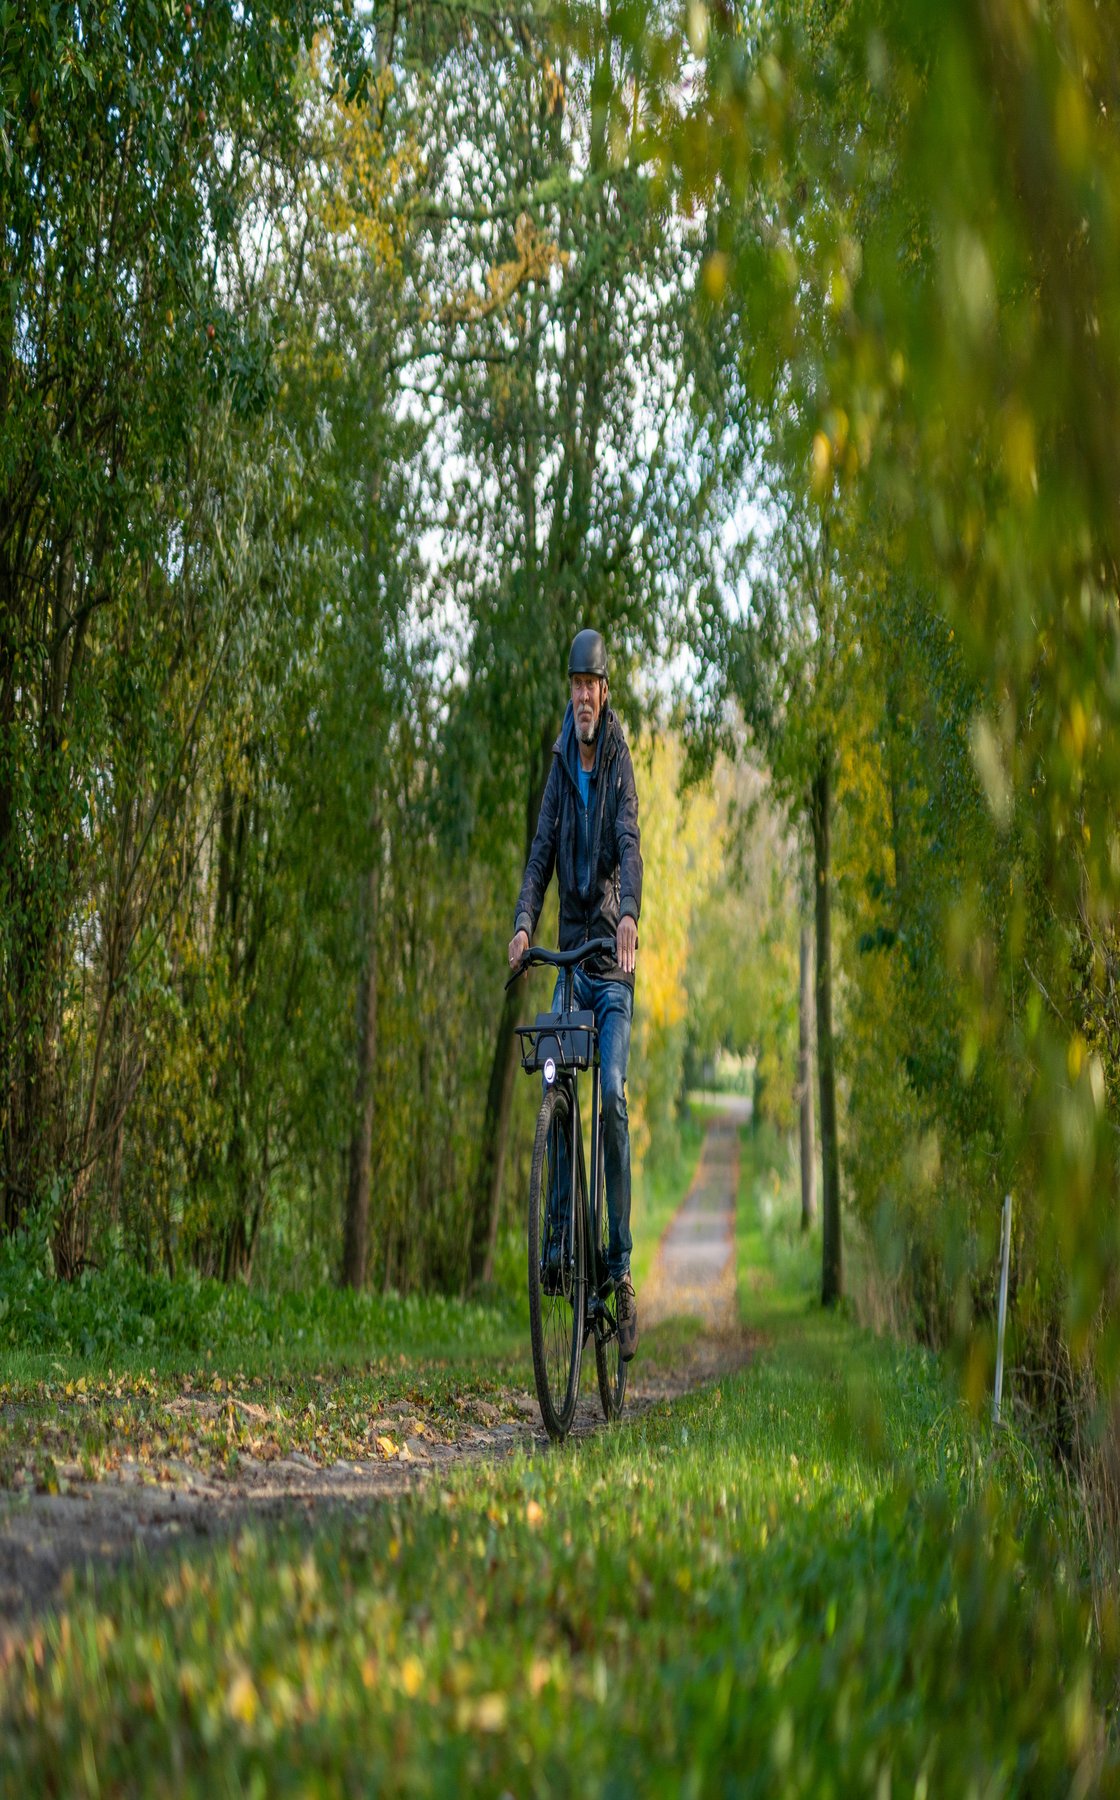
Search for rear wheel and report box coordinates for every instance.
[527,1084,584,1439]
[594,1128,627,1422]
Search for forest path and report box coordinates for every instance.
[643,1097,749,1333]
[0,1107,752,1645]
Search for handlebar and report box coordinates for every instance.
[505,935,618,990]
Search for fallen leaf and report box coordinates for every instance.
[227,1668,258,1726]
[471,1693,507,1733]
[232,1399,268,1423]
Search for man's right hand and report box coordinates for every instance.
[508,929,530,970]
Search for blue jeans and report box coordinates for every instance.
[548,969,634,1283]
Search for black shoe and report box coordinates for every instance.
[616,1273,638,1361]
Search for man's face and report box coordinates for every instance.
[571,673,605,745]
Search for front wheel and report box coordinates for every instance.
[527,1084,584,1439]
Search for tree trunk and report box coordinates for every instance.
[468,731,552,1288]
[810,752,841,1305]
[798,921,817,1232]
[1,582,64,1236]
[469,992,520,1288]
[343,844,381,1289]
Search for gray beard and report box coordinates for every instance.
[576,714,599,747]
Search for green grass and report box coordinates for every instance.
[736,1121,821,1331]
[0,1236,528,1383]
[0,1108,706,1489]
[2,1123,1112,1794]
[0,1256,535,1490]
[1,1303,1107,1792]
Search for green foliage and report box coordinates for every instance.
[686,765,800,1133]
[735,1118,820,1329]
[1,0,355,1230]
[601,0,1120,1433]
[0,1219,521,1372]
[627,736,722,1164]
[10,0,1120,1667]
[2,0,737,1299]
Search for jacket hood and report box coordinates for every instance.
[556,700,618,789]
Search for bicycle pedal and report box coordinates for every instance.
[588,1297,617,1337]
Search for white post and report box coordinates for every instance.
[993,1193,1013,1427]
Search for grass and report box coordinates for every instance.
[0,1238,529,1383]
[0,1317,1107,1792]
[736,1120,821,1330]
[0,1112,703,1498]
[0,1104,708,1493]
[1,1121,1113,1793]
[0,1259,536,1493]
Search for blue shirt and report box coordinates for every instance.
[576,765,592,894]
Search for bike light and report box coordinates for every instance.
[543,1057,556,1085]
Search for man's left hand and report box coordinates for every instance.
[617,915,638,975]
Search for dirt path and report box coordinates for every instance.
[644,1098,749,1332]
[0,1109,751,1643]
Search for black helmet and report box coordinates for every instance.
[567,628,608,681]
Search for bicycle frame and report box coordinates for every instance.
[513,935,624,1433]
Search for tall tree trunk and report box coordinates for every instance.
[2,581,64,1236]
[810,752,841,1305]
[343,841,381,1289]
[470,992,520,1288]
[468,730,552,1288]
[798,920,817,1232]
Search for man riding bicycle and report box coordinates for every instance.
[508,628,643,1360]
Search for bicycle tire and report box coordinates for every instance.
[527,1084,584,1439]
[593,1130,628,1422]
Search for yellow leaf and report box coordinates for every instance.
[811,431,832,496]
[400,1655,423,1698]
[376,1435,398,1459]
[227,1669,258,1726]
[525,1499,544,1529]
[466,1693,507,1733]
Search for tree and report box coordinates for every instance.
[399,19,723,1284]
[684,759,799,1134]
[639,0,1120,1370]
[0,0,368,1249]
[797,921,816,1231]
[723,504,848,1304]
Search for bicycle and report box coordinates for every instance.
[508,936,628,1441]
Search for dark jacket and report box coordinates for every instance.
[514,702,643,985]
